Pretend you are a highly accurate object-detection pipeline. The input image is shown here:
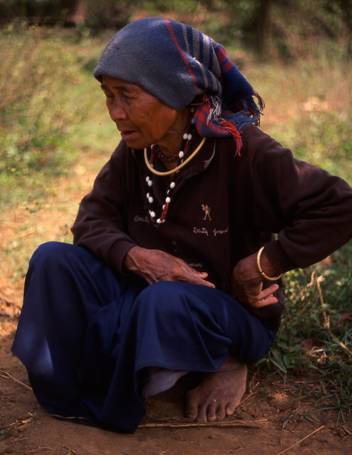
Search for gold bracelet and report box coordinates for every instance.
[256,246,283,281]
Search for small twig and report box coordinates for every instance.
[313,273,352,359]
[276,425,325,455]
[17,229,36,239]
[0,413,34,432]
[239,381,260,408]
[0,371,32,391]
[25,448,53,454]
[0,421,19,431]
[139,418,267,429]
[239,391,256,408]
[328,331,352,358]
[62,446,78,455]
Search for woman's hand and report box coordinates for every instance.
[231,251,280,308]
[124,246,215,288]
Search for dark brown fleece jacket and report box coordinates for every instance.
[72,126,352,328]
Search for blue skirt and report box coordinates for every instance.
[12,242,276,432]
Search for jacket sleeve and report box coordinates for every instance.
[71,141,136,272]
[244,126,352,272]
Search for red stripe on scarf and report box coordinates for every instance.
[215,46,233,73]
[220,119,243,155]
[164,20,198,91]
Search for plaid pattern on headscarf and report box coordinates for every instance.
[94,17,263,154]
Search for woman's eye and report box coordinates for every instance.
[122,94,133,102]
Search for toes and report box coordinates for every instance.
[206,400,217,422]
[225,400,239,417]
[216,404,226,421]
[185,407,197,420]
[196,403,207,422]
[185,393,198,420]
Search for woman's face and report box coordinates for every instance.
[100,76,179,149]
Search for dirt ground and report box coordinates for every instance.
[1,151,351,455]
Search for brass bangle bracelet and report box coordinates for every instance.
[256,246,283,281]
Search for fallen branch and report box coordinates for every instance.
[139,418,267,429]
[0,370,32,391]
[0,413,34,432]
[276,425,325,455]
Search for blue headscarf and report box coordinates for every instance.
[94,17,263,154]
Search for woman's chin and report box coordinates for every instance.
[121,131,149,149]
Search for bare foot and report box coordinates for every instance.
[185,357,248,422]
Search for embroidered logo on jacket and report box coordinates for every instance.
[201,203,212,221]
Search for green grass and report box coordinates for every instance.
[269,111,352,184]
[0,25,116,209]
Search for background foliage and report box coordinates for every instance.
[0,0,352,58]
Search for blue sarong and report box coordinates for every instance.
[12,242,276,432]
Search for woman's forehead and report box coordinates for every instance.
[100,75,141,92]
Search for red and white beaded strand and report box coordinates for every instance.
[144,132,193,224]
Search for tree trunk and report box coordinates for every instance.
[63,0,86,26]
[255,0,273,57]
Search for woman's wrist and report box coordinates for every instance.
[124,245,145,272]
[257,247,283,281]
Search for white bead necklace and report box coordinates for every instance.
[144,132,193,224]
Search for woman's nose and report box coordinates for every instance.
[108,99,127,121]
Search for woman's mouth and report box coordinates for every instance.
[120,129,139,141]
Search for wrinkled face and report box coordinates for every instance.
[100,75,178,149]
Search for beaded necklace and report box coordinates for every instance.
[144,132,206,224]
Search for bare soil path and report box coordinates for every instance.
[1,150,351,455]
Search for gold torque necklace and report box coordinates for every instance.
[143,137,206,177]
[143,133,206,224]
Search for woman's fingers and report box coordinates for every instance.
[231,253,282,307]
[182,272,216,288]
[192,277,216,288]
[237,281,279,307]
[128,248,216,287]
[252,294,278,308]
[250,283,279,307]
[176,267,216,288]
[257,283,279,300]
[241,279,263,302]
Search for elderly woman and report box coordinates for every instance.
[13,17,352,433]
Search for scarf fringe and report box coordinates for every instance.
[220,119,243,156]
